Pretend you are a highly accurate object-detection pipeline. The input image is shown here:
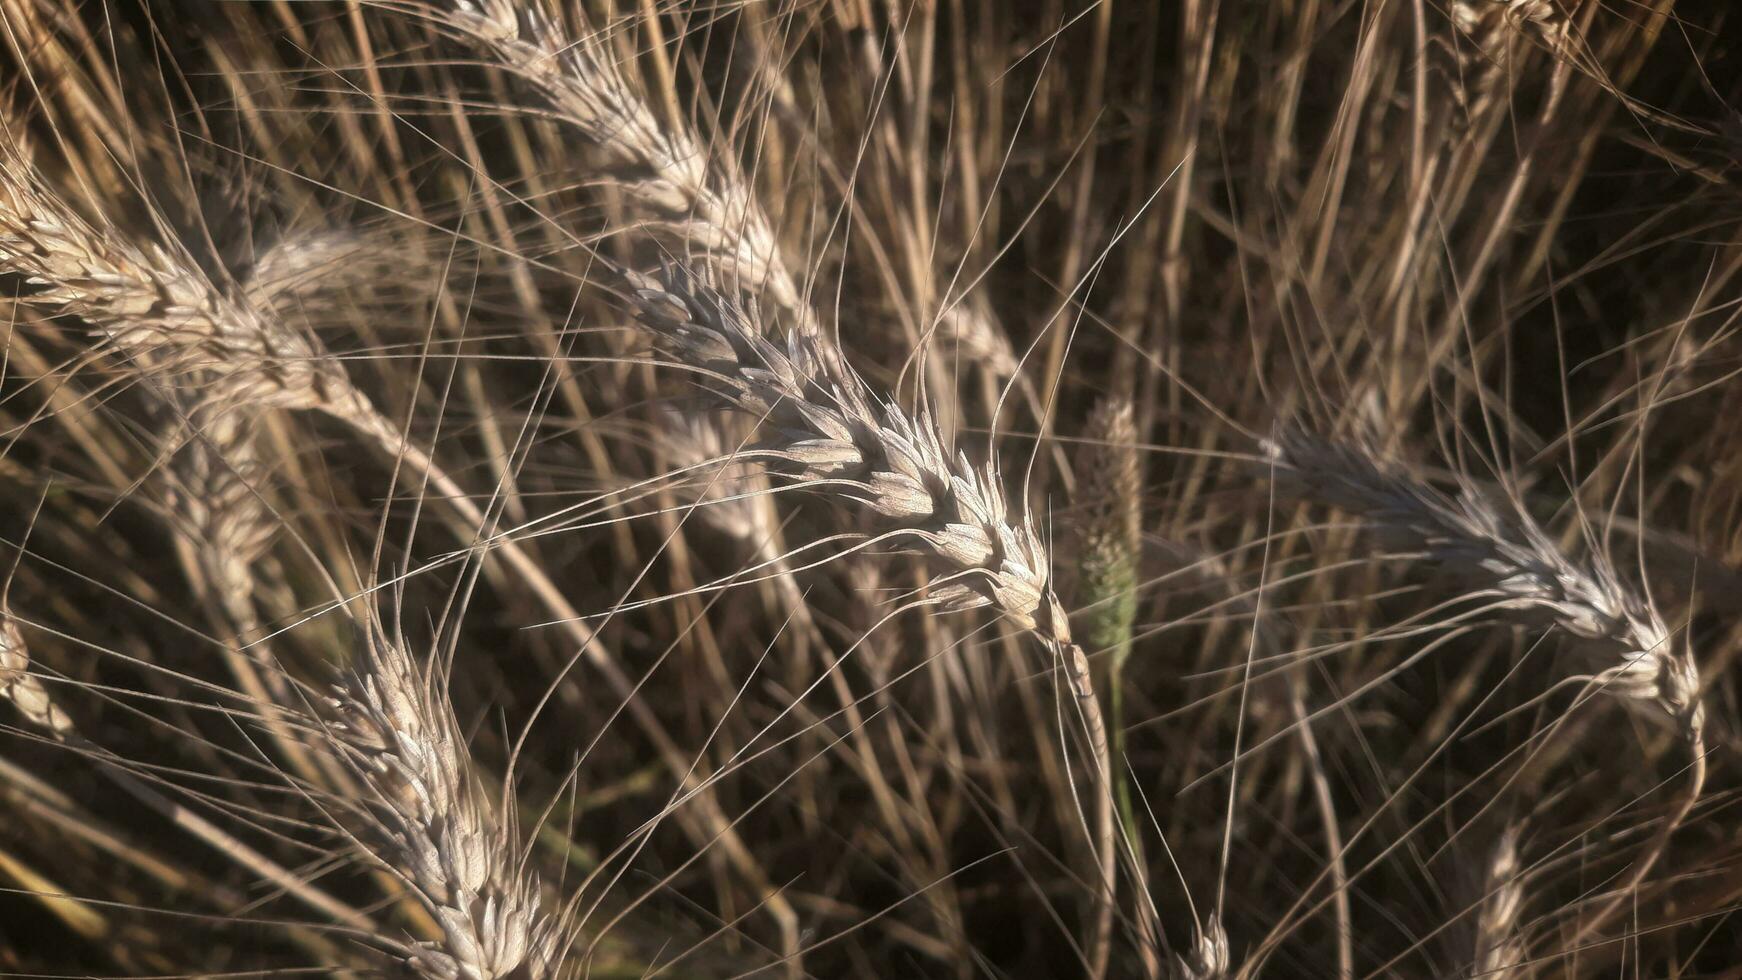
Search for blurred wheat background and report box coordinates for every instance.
[1,0,1740,976]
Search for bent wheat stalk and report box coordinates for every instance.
[1262,425,1706,954]
[627,261,1117,973]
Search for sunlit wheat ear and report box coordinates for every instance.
[0,156,353,415]
[629,262,1067,643]
[436,0,814,333]
[1261,425,1704,739]
[1472,826,1529,979]
[0,608,75,739]
[327,614,567,979]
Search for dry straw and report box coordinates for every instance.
[0,144,793,961]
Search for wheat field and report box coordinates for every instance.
[0,0,1739,976]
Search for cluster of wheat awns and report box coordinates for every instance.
[1,0,1737,976]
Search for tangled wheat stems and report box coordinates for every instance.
[1262,425,1707,960]
[628,261,1121,975]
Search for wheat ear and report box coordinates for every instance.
[325,613,566,979]
[435,0,814,334]
[631,263,1067,639]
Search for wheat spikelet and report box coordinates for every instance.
[1174,914,1229,980]
[1471,826,1529,979]
[0,607,74,739]
[327,613,566,979]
